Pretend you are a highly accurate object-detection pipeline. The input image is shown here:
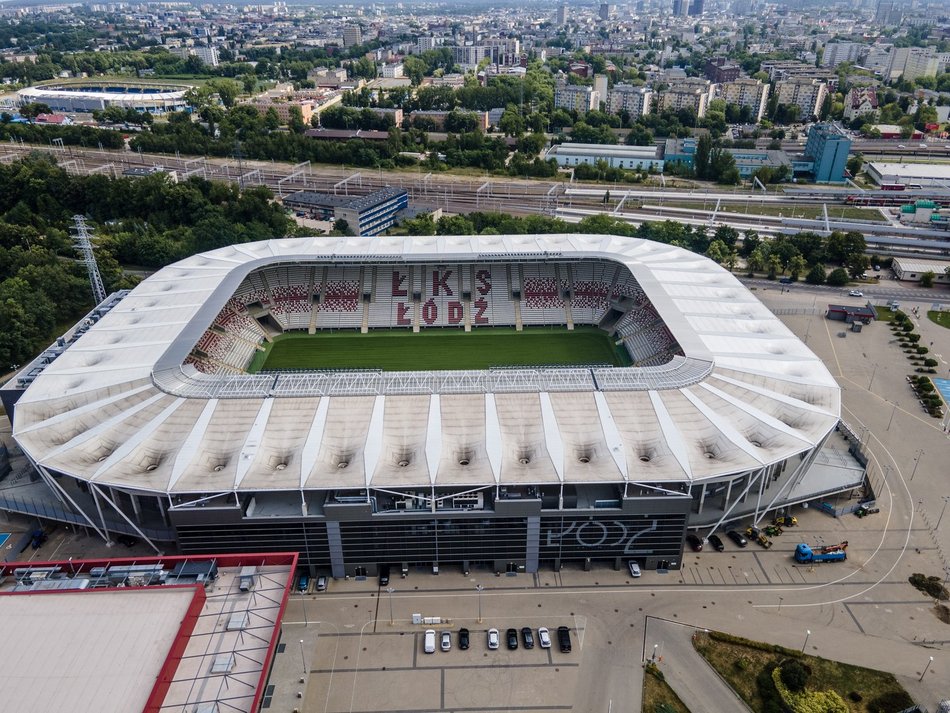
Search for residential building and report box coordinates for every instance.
[599,2,611,21]
[804,123,851,183]
[308,67,348,88]
[716,78,770,122]
[843,87,879,122]
[607,84,653,118]
[247,98,316,126]
[485,38,521,66]
[408,109,490,131]
[192,45,219,67]
[704,58,740,84]
[381,63,404,79]
[343,25,362,48]
[887,46,938,81]
[593,75,608,109]
[659,78,711,119]
[556,3,568,25]
[555,82,598,113]
[283,187,409,236]
[821,42,862,68]
[774,78,828,121]
[672,0,689,15]
[545,143,664,171]
[664,138,791,178]
[862,45,894,74]
[416,35,440,53]
[453,45,489,69]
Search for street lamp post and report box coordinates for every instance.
[802,629,811,653]
[887,402,898,431]
[652,643,658,662]
[475,584,484,624]
[778,596,783,613]
[911,450,924,481]
[919,656,933,682]
[299,639,307,675]
[386,586,395,625]
[868,363,877,391]
[936,496,950,531]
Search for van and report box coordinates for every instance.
[424,629,437,654]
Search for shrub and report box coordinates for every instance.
[909,573,950,600]
[902,322,915,332]
[848,691,863,702]
[918,381,935,393]
[866,690,915,713]
[916,346,929,354]
[907,333,921,343]
[780,660,809,692]
[924,358,938,367]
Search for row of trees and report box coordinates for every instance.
[0,155,292,371]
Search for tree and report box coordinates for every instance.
[740,230,760,258]
[706,239,728,264]
[846,252,870,278]
[694,133,712,180]
[920,270,936,287]
[766,254,782,280]
[18,102,52,122]
[788,255,807,281]
[846,154,864,176]
[826,267,849,286]
[805,263,826,285]
[498,106,525,137]
[331,218,353,235]
[288,106,306,135]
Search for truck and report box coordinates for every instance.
[794,542,848,564]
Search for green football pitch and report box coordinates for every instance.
[247,326,630,372]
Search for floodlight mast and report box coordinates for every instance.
[71,215,107,305]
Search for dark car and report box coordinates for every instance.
[458,628,470,650]
[506,628,519,650]
[521,627,534,649]
[685,534,703,552]
[117,534,138,548]
[727,530,748,547]
[557,626,572,653]
[707,534,725,552]
[378,564,390,587]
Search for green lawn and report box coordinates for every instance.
[249,326,629,372]
[692,630,913,713]
[928,310,950,330]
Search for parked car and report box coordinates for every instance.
[458,628,470,650]
[707,534,725,552]
[424,629,436,654]
[441,631,452,652]
[316,575,328,591]
[297,574,309,592]
[686,534,703,552]
[378,564,390,586]
[727,530,748,547]
[628,561,641,578]
[538,627,551,649]
[521,627,534,649]
[506,628,519,650]
[557,626,572,653]
[116,534,138,548]
[488,628,499,650]
[849,290,863,297]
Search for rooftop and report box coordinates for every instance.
[283,186,408,211]
[867,162,950,179]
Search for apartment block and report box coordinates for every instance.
[774,77,828,120]
[607,84,653,118]
[716,78,769,122]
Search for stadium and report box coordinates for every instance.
[5,234,853,576]
[17,82,190,114]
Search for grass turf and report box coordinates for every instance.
[928,310,950,330]
[248,326,629,372]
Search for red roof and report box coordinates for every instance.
[35,113,68,124]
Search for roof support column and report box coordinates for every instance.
[326,521,345,579]
[91,483,162,555]
[91,485,112,546]
[525,516,540,574]
[35,463,108,542]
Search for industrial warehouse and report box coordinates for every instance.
[3,235,858,577]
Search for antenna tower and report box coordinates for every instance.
[71,215,107,305]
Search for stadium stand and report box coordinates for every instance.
[187,259,680,372]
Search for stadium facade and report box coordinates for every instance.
[17,83,189,114]
[4,235,853,576]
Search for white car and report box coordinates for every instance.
[488,628,500,650]
[849,290,863,297]
[628,561,641,578]
[538,627,552,649]
[440,631,451,651]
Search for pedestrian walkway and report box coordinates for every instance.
[647,618,752,713]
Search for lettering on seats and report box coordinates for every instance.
[392,271,408,297]
[422,299,438,325]
[474,298,489,324]
[476,269,492,296]
[447,301,463,324]
[432,269,453,296]
[397,302,412,325]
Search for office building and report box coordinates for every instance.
[599,2,611,20]
[664,138,791,178]
[546,143,664,171]
[704,58,741,84]
[607,84,653,118]
[716,78,770,122]
[804,123,851,183]
[283,187,409,235]
[688,0,704,15]
[381,62,404,78]
[556,3,568,25]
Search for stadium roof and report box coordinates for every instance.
[11,235,840,493]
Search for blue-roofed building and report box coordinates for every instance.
[803,123,851,183]
[663,138,791,178]
[283,187,409,236]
